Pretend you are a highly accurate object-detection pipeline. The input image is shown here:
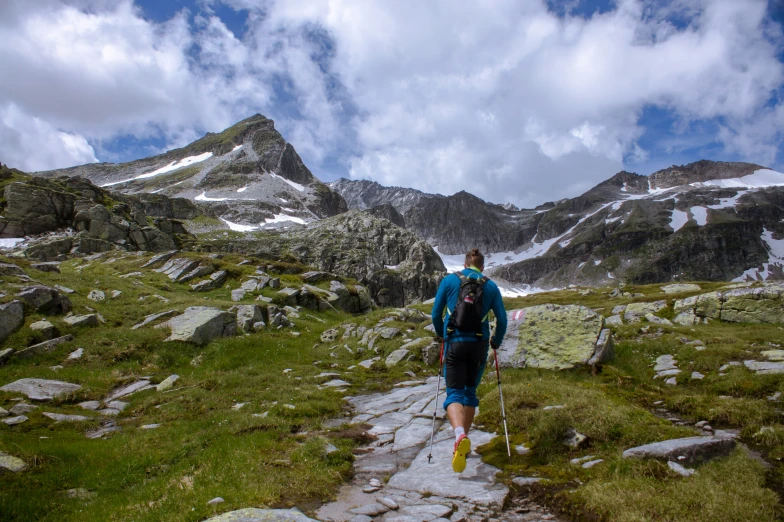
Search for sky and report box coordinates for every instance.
[0,0,783,208]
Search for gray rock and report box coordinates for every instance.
[582,459,604,469]
[399,504,453,520]
[378,497,400,510]
[207,497,225,505]
[422,341,441,366]
[15,334,74,359]
[106,400,128,411]
[0,378,80,401]
[665,377,678,385]
[17,286,70,314]
[132,310,177,329]
[349,504,389,516]
[321,379,350,388]
[85,421,121,439]
[155,257,200,281]
[156,374,179,391]
[32,262,60,273]
[42,412,91,422]
[78,401,101,410]
[30,319,59,340]
[63,314,99,327]
[165,307,236,345]
[386,349,411,367]
[178,264,214,284]
[588,328,614,366]
[0,301,25,344]
[141,250,177,268]
[744,360,784,374]
[691,372,705,380]
[359,357,381,369]
[0,348,13,365]
[662,284,701,294]
[277,288,300,306]
[106,380,152,401]
[564,428,587,448]
[236,305,265,333]
[0,407,7,417]
[622,436,736,465]
[379,327,401,339]
[667,461,696,476]
[624,301,667,323]
[231,289,247,302]
[190,270,228,292]
[203,508,318,522]
[645,313,673,326]
[0,451,27,472]
[2,415,28,426]
[54,285,75,294]
[321,328,339,342]
[605,314,623,326]
[0,263,25,276]
[512,477,542,486]
[10,403,37,415]
[87,290,105,301]
[349,516,373,522]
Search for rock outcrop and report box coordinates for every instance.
[674,282,784,324]
[164,307,237,345]
[496,305,614,369]
[200,211,446,306]
[0,301,24,346]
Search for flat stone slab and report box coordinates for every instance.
[622,436,736,466]
[43,412,92,422]
[386,429,508,507]
[14,335,74,359]
[106,380,152,400]
[203,508,319,522]
[661,284,701,294]
[744,360,784,374]
[0,378,81,401]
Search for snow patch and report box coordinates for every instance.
[670,209,689,232]
[231,144,242,152]
[0,238,25,249]
[695,169,784,189]
[690,206,708,226]
[707,190,747,210]
[196,192,230,202]
[732,227,784,282]
[270,173,305,192]
[221,218,258,232]
[101,152,213,187]
[264,214,306,225]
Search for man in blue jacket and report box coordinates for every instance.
[431,248,507,473]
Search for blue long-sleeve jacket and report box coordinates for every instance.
[431,267,507,346]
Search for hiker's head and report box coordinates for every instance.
[464,248,484,271]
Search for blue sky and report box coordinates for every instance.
[1,0,783,207]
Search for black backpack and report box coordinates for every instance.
[447,272,487,336]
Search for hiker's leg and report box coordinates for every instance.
[462,406,475,432]
[447,403,465,430]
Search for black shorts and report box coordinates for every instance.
[445,340,484,390]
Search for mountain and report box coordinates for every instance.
[37,114,347,229]
[329,179,535,255]
[331,161,784,289]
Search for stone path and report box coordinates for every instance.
[316,377,560,522]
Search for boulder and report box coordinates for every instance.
[63,314,99,327]
[385,349,411,367]
[30,319,59,340]
[0,378,81,401]
[165,307,236,345]
[155,258,201,281]
[422,341,441,366]
[672,283,784,324]
[16,286,70,314]
[87,290,105,301]
[31,262,61,273]
[321,328,339,342]
[0,451,27,473]
[235,305,265,333]
[622,436,736,466]
[496,305,610,369]
[0,300,24,345]
[178,264,214,284]
[0,263,25,276]
[624,301,667,323]
[277,288,300,306]
[301,271,330,283]
[156,374,179,391]
[231,289,247,302]
[190,270,228,292]
[141,250,178,268]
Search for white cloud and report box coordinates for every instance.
[0,104,98,171]
[0,0,782,206]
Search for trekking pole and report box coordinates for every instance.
[427,340,445,464]
[493,349,512,462]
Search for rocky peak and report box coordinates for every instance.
[648,160,766,190]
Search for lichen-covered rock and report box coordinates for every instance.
[164,307,236,345]
[672,283,784,324]
[385,349,411,367]
[0,451,27,473]
[235,305,266,333]
[661,283,701,294]
[497,305,609,369]
[624,301,667,323]
[30,319,59,340]
[622,436,736,466]
[0,300,24,345]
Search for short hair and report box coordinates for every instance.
[465,248,484,268]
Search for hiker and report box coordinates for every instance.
[431,248,507,473]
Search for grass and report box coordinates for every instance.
[474,282,784,521]
[2,266,783,521]
[0,251,435,521]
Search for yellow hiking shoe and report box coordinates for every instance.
[452,434,471,473]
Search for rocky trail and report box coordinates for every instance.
[316,378,560,522]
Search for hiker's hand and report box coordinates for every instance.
[490,340,499,350]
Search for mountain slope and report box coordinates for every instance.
[331,162,784,290]
[37,115,347,229]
